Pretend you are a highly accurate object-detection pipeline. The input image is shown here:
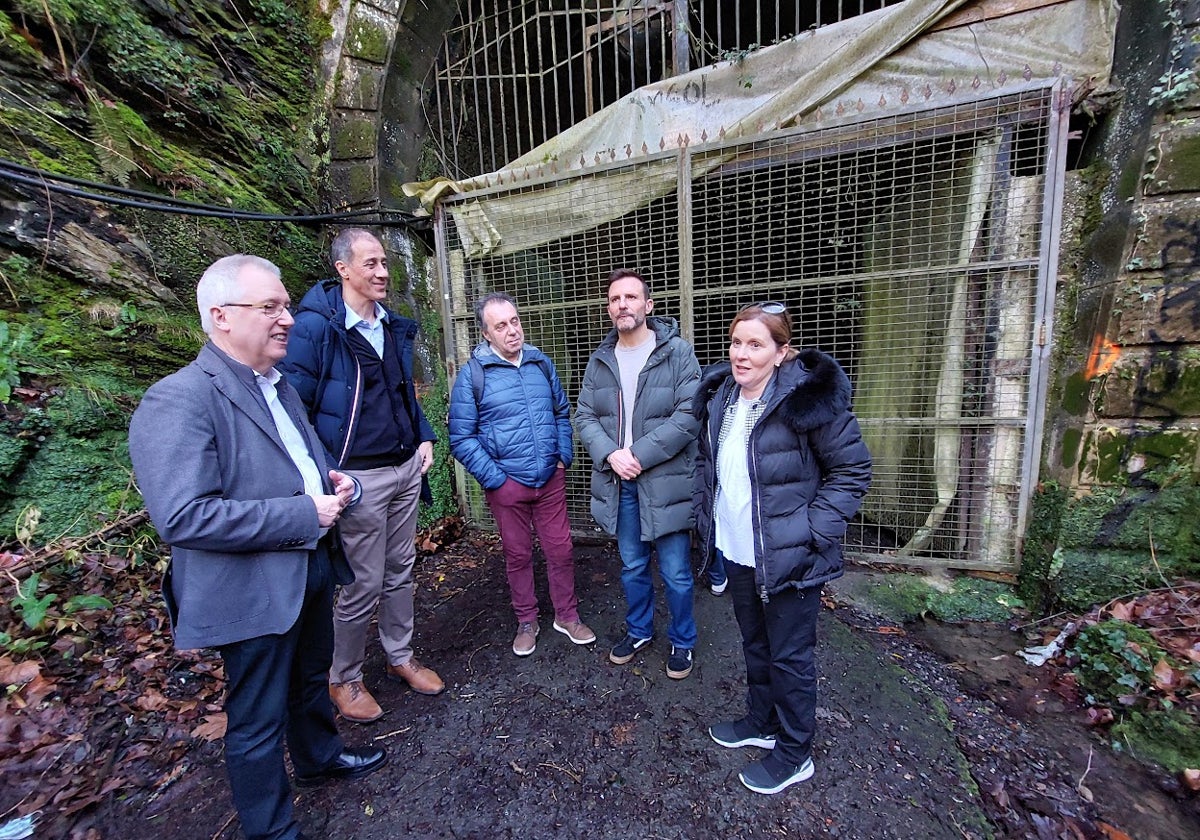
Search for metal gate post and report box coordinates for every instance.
[677,146,695,342]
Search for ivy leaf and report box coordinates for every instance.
[64,594,115,614]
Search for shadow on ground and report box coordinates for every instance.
[92,537,1199,839]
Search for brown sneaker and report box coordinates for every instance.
[329,680,382,723]
[386,658,446,696]
[512,621,540,656]
[552,618,596,645]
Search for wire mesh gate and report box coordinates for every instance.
[435,83,1067,571]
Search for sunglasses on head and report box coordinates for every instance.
[740,301,787,315]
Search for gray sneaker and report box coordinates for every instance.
[709,717,777,749]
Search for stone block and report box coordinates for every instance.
[361,0,403,15]
[1113,275,1200,344]
[330,111,378,160]
[335,58,385,110]
[1126,195,1200,273]
[344,2,396,65]
[1076,422,1200,485]
[329,160,379,207]
[1097,351,1200,418]
[1145,119,1200,195]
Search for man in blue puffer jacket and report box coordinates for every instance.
[448,292,595,657]
[280,229,444,725]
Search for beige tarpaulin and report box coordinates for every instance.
[403,0,1117,259]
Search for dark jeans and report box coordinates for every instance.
[727,562,821,768]
[217,551,343,840]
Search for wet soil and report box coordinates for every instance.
[86,537,1199,840]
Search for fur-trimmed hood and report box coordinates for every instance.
[695,347,852,432]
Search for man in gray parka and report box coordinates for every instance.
[576,268,701,679]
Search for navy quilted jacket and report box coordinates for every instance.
[278,278,437,467]
[694,349,872,598]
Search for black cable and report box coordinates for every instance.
[0,157,421,227]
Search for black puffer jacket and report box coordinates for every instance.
[694,349,872,599]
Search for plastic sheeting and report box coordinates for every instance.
[404,0,1117,258]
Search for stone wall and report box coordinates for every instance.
[324,0,456,210]
[1048,0,1200,490]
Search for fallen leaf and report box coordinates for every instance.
[190,713,227,741]
[0,659,41,687]
[1097,821,1133,840]
[1109,600,1133,621]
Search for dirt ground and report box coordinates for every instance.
[80,536,1199,840]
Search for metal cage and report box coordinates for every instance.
[436,83,1068,571]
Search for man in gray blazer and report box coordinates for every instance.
[129,255,387,840]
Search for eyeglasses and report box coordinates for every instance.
[740,301,787,315]
[222,301,295,318]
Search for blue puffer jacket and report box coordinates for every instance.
[278,278,437,467]
[448,342,573,490]
[694,349,872,599]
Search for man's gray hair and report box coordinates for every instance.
[196,255,281,334]
[473,292,517,331]
[331,228,381,268]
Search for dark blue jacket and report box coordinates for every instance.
[278,278,437,469]
[694,349,872,599]
[448,342,573,490]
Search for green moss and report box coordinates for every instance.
[1092,430,1196,484]
[1018,481,1068,611]
[925,578,1025,623]
[1055,548,1151,611]
[1112,708,1200,773]
[1059,427,1082,469]
[345,10,392,63]
[1154,131,1200,192]
[417,309,456,527]
[1061,371,1091,416]
[0,10,43,62]
[0,427,136,542]
[861,575,934,622]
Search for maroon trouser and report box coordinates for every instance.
[485,468,580,625]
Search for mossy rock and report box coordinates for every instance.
[860,574,935,623]
[925,578,1025,623]
[1111,708,1200,774]
[858,574,1025,623]
[0,429,137,543]
[1054,548,1154,612]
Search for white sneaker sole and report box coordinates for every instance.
[739,757,814,794]
[552,620,596,645]
[709,729,777,750]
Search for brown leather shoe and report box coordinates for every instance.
[386,658,445,696]
[329,680,383,723]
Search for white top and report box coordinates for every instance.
[615,333,655,447]
[715,395,756,567]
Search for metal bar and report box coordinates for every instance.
[471,9,499,174]
[677,146,694,341]
[673,0,689,75]
[521,2,539,155]
[547,0,564,138]
[1017,80,1070,556]
[433,37,457,178]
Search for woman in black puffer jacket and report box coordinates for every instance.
[694,302,871,795]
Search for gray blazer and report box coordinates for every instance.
[129,343,352,650]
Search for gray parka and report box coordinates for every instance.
[575,316,700,540]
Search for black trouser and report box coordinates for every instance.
[726,562,821,768]
[217,551,343,840]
